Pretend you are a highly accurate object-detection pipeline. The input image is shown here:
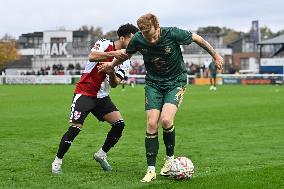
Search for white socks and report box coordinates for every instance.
[147,166,155,172]
[96,148,107,158]
[146,156,174,172]
[166,155,174,161]
[54,156,62,164]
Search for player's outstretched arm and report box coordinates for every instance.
[89,49,128,62]
[98,52,132,73]
[98,58,123,73]
[89,51,115,62]
[192,33,223,70]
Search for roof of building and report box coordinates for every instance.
[5,57,32,69]
[258,34,284,45]
[21,32,43,38]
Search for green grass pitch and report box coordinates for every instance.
[0,85,283,189]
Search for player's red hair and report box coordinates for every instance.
[137,13,159,31]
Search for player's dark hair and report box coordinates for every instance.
[117,23,139,38]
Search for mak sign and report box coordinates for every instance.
[41,43,68,56]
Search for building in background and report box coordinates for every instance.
[6,29,233,76]
[7,25,271,76]
[6,30,92,75]
[227,20,260,73]
[258,34,284,74]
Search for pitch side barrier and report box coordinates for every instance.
[219,74,284,85]
[0,74,283,85]
[111,74,284,85]
[0,75,72,84]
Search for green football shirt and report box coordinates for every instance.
[209,61,217,74]
[126,27,192,83]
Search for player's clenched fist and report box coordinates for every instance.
[112,49,128,61]
[98,62,113,73]
[213,54,223,70]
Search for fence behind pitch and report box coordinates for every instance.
[0,74,283,85]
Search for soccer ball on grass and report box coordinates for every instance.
[169,157,194,180]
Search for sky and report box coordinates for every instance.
[0,0,283,38]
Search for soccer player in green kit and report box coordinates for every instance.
[209,59,218,90]
[98,13,223,182]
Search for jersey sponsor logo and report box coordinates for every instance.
[141,48,148,53]
[165,46,171,54]
[152,57,166,70]
[93,43,100,51]
[74,111,82,120]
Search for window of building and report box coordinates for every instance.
[240,58,250,70]
[242,41,256,52]
[50,37,67,43]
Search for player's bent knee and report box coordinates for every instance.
[147,127,158,134]
[161,118,173,128]
[147,123,158,134]
[147,121,158,130]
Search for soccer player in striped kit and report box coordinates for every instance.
[52,24,138,174]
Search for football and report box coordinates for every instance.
[169,157,194,180]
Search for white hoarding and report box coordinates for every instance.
[36,76,72,84]
[5,76,36,84]
[261,58,284,66]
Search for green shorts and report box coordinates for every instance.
[210,73,217,79]
[145,79,187,111]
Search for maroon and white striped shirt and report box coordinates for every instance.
[74,39,130,98]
